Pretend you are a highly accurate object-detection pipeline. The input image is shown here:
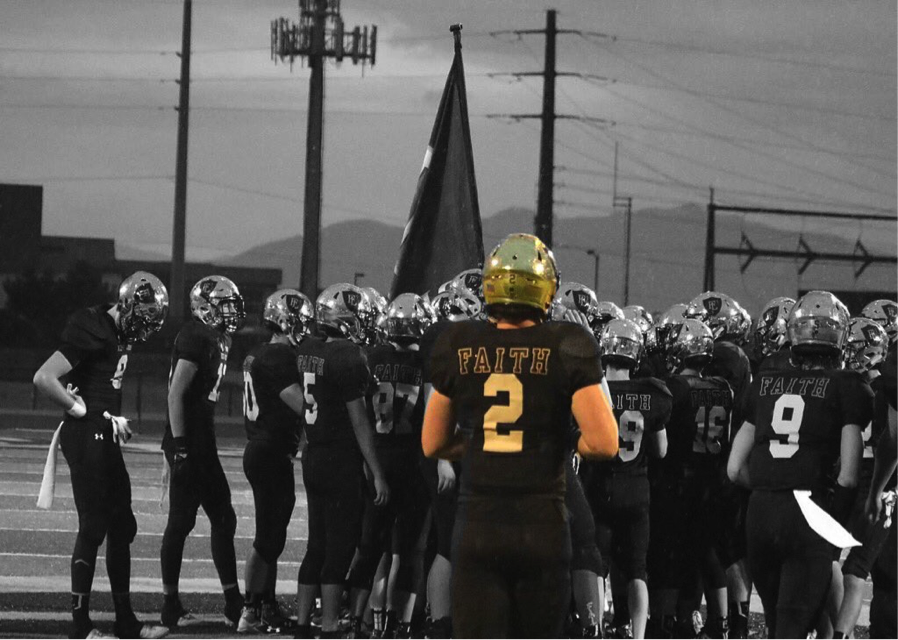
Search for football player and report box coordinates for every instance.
[860,299,898,345]
[422,233,620,638]
[33,271,169,640]
[640,303,688,380]
[160,275,246,629]
[237,289,313,634]
[833,318,893,638]
[418,284,482,639]
[651,318,733,639]
[750,297,796,375]
[728,291,873,639]
[582,318,671,640]
[293,283,389,639]
[346,293,433,639]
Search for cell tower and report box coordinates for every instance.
[271,0,377,299]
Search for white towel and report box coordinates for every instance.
[37,422,64,510]
[793,489,861,548]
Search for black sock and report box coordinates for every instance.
[72,593,92,634]
[112,592,137,626]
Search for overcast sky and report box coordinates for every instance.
[1,0,895,263]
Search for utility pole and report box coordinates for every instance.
[272,0,376,300]
[534,10,556,247]
[170,0,191,321]
[488,15,612,250]
[614,195,633,305]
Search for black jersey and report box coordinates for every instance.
[665,374,734,475]
[295,336,371,448]
[708,341,751,421]
[759,347,796,373]
[367,343,425,447]
[58,305,130,418]
[429,320,605,502]
[587,377,672,476]
[242,342,302,452]
[420,319,455,384]
[745,369,874,492]
[163,319,230,452]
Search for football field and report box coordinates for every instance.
[0,410,872,639]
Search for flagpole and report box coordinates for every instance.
[450,23,462,50]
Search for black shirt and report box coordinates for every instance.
[243,341,302,453]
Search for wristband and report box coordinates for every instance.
[67,399,87,418]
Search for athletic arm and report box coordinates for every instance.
[167,359,198,439]
[571,379,619,460]
[727,420,755,488]
[422,389,464,460]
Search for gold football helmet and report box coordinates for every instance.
[482,233,558,314]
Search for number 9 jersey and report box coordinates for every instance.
[744,368,874,492]
[429,320,605,504]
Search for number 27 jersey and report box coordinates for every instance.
[745,368,873,492]
[430,320,605,500]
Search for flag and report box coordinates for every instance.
[390,26,484,299]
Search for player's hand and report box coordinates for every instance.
[865,491,884,527]
[436,459,456,494]
[562,308,591,329]
[372,473,390,506]
[65,384,87,418]
[102,411,132,445]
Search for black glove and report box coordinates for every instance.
[171,437,190,481]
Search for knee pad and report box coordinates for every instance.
[165,509,197,540]
[78,512,110,548]
[253,528,288,565]
[571,542,604,577]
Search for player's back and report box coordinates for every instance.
[366,343,425,447]
[589,377,672,476]
[243,341,302,452]
[60,305,129,417]
[295,335,371,448]
[746,368,873,492]
[665,373,734,475]
[429,320,604,508]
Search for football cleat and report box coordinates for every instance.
[263,289,314,346]
[549,282,599,325]
[685,291,746,342]
[482,233,558,314]
[600,318,645,371]
[752,296,796,361]
[316,283,373,344]
[260,600,296,634]
[843,317,889,374]
[160,597,194,628]
[787,290,850,358]
[189,275,246,334]
[116,271,169,343]
[666,318,714,374]
[860,299,898,345]
[385,293,434,343]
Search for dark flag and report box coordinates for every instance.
[390,25,484,298]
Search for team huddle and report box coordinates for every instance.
[32,233,897,640]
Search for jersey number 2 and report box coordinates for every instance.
[483,373,524,453]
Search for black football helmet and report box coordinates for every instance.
[385,293,434,344]
[752,297,796,361]
[787,290,850,358]
[263,288,313,345]
[116,271,169,343]
[860,299,898,345]
[666,318,714,374]
[843,317,889,375]
[600,318,645,371]
[189,275,245,334]
[316,283,372,344]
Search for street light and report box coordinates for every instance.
[353,271,365,286]
[586,249,600,295]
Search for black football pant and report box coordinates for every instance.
[747,490,833,639]
[160,450,238,588]
[60,417,138,597]
[243,440,296,564]
[451,501,571,638]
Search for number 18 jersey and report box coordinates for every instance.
[745,368,873,492]
[429,320,605,502]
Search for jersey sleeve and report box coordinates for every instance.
[336,345,372,403]
[428,324,459,397]
[741,378,761,425]
[58,308,106,367]
[558,325,605,394]
[839,372,875,428]
[259,346,301,394]
[174,324,208,365]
